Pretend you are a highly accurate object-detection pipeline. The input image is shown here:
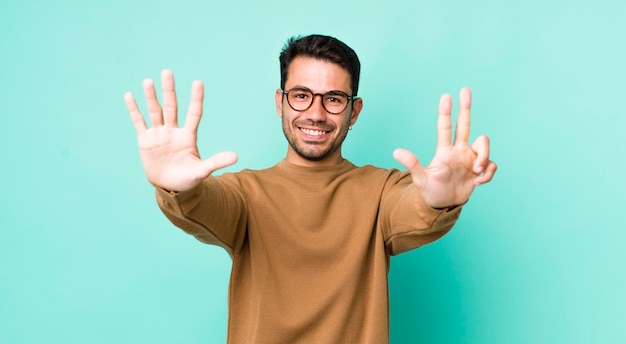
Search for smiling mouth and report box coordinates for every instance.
[299,127,330,137]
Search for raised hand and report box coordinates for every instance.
[393,88,496,208]
[125,69,238,192]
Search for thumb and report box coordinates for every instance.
[393,148,425,187]
[198,151,239,177]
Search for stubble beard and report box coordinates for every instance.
[281,115,350,162]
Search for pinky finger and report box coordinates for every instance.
[474,161,497,185]
[125,92,147,134]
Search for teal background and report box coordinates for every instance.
[1,0,624,343]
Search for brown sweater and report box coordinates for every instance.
[156,159,461,344]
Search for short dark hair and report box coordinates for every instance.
[279,34,361,96]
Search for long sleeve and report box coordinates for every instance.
[379,173,462,256]
[155,175,248,257]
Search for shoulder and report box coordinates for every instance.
[214,164,281,186]
[347,163,409,183]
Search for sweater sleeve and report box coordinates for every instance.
[155,175,248,257]
[379,173,462,256]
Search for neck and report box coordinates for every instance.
[285,148,345,167]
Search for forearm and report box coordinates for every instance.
[381,181,462,256]
[155,175,248,256]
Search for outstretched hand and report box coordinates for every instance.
[125,69,238,192]
[393,88,496,208]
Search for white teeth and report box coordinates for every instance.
[301,128,325,136]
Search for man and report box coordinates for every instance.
[125,34,496,343]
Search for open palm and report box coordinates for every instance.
[125,70,237,192]
[394,88,497,208]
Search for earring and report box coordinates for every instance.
[349,126,353,131]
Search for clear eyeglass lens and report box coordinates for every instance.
[288,89,312,110]
[323,93,348,110]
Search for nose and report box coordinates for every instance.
[304,94,327,122]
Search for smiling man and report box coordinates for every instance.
[125,34,496,343]
[277,55,361,165]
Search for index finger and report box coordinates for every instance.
[437,93,453,148]
[454,87,472,144]
[184,80,205,134]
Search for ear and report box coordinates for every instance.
[349,97,363,126]
[275,89,284,118]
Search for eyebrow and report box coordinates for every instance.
[325,90,348,96]
[290,85,350,95]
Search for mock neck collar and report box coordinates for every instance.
[276,159,356,176]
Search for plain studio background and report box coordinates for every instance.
[1,0,624,343]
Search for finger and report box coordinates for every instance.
[454,87,472,144]
[393,148,426,187]
[184,80,204,134]
[437,94,453,148]
[198,151,239,177]
[470,135,490,174]
[143,78,163,127]
[161,69,178,127]
[124,92,147,134]
[474,161,497,185]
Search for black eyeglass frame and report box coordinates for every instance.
[281,87,357,114]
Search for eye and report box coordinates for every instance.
[324,93,347,104]
[289,88,311,101]
[294,92,308,99]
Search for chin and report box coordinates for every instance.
[295,144,339,162]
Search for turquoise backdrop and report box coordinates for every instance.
[1,0,624,343]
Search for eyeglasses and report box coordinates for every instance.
[282,87,356,114]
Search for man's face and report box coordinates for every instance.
[275,56,363,166]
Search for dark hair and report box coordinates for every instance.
[279,34,361,96]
